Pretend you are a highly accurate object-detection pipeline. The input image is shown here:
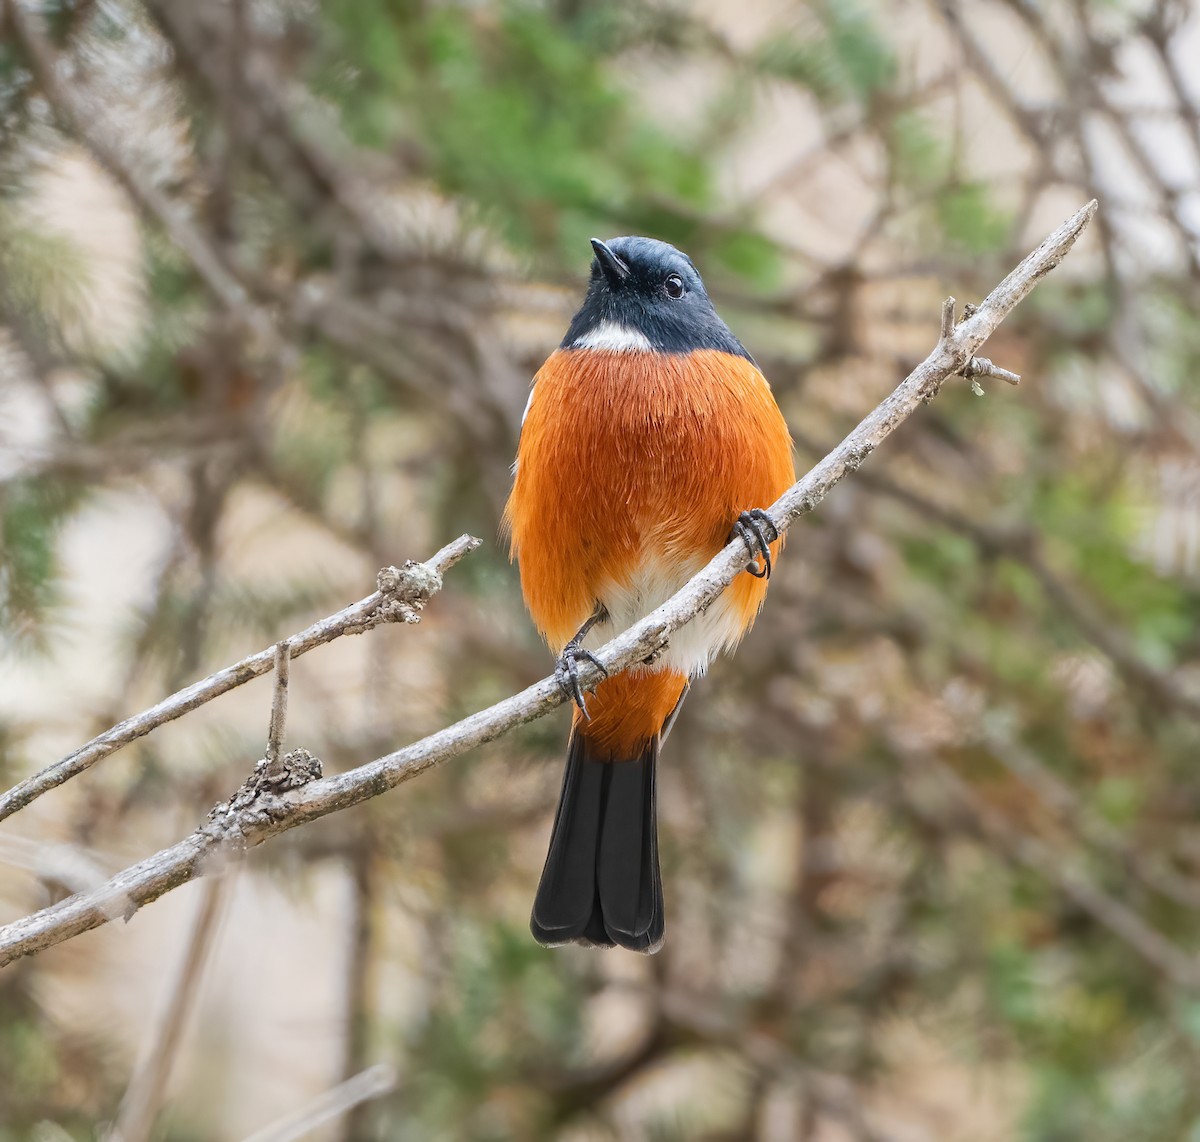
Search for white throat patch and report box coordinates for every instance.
[569,321,653,352]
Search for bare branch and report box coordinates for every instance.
[0,535,481,823]
[0,202,1096,967]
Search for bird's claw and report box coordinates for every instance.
[730,509,777,579]
[555,640,608,718]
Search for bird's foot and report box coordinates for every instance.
[730,509,778,579]
[555,639,608,718]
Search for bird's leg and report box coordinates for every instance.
[555,605,609,718]
[729,509,778,579]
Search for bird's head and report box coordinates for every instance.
[560,236,751,361]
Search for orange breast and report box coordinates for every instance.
[505,347,794,749]
[504,352,792,753]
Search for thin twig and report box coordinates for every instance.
[0,535,481,823]
[963,355,1021,385]
[265,640,291,772]
[0,835,114,895]
[939,295,955,340]
[238,1064,397,1142]
[0,202,1097,967]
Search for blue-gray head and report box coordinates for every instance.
[561,236,752,362]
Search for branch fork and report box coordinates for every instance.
[939,296,1023,394]
[203,749,324,853]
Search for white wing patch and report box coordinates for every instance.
[511,386,537,474]
[569,321,653,352]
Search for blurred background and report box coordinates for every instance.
[2,0,1200,1138]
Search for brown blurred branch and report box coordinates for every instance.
[0,0,252,315]
[996,0,1200,285]
[832,458,1200,723]
[659,992,903,1142]
[898,749,1200,989]
[979,724,1200,912]
[0,535,482,823]
[109,623,305,1142]
[337,841,379,1142]
[109,873,232,1142]
[544,1019,678,1125]
[2,0,520,467]
[0,201,1097,966]
[143,0,409,264]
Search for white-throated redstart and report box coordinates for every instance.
[505,237,794,952]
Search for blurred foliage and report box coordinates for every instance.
[3,0,1200,1140]
[0,476,84,648]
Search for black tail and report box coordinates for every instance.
[530,731,664,953]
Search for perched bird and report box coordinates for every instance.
[505,237,794,952]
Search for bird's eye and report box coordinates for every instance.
[664,274,685,299]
